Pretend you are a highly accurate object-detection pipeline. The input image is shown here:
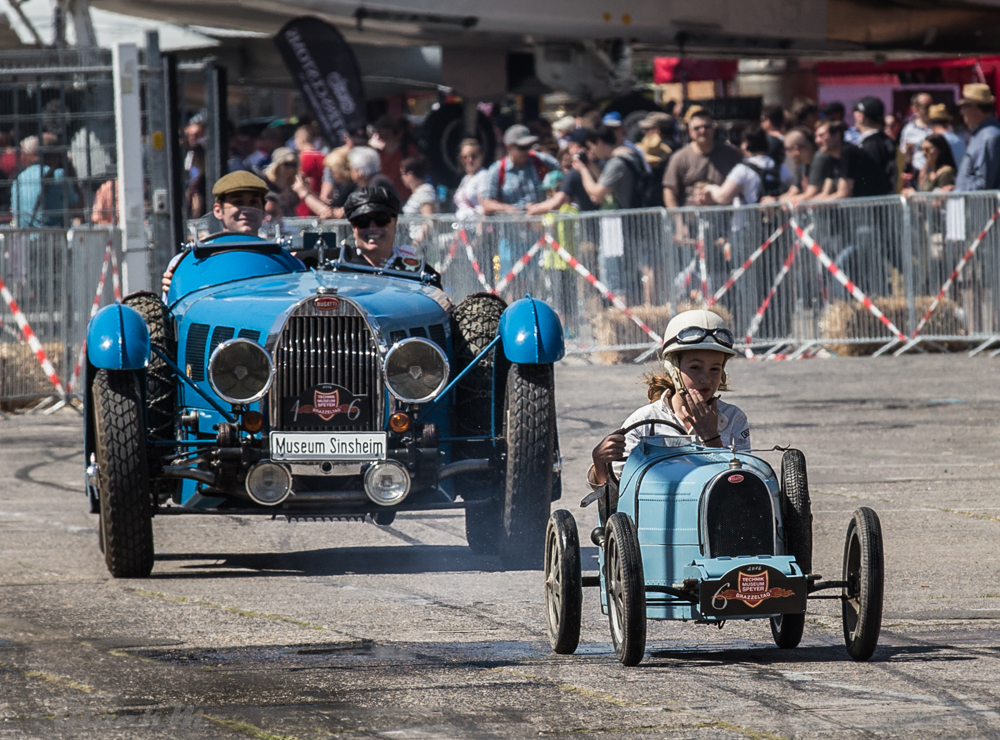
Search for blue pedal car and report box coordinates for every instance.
[544,419,884,665]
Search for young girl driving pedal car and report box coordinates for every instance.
[589,309,751,486]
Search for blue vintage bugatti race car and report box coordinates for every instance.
[543,419,884,665]
[83,232,563,576]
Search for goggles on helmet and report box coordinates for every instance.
[663,325,735,350]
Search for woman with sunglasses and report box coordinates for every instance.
[588,309,749,486]
[903,134,957,195]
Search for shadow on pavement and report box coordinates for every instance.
[647,642,974,665]
[151,545,507,577]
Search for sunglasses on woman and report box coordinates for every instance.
[663,326,735,349]
[350,213,393,229]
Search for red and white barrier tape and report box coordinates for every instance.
[744,242,798,349]
[461,230,494,293]
[910,206,1000,339]
[542,234,662,344]
[110,248,121,301]
[493,238,543,294]
[67,242,113,394]
[791,220,907,343]
[0,275,66,396]
[707,222,789,307]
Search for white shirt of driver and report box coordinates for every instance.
[621,392,751,456]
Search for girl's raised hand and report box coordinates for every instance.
[591,433,626,484]
[676,388,721,445]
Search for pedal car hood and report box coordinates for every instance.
[171,270,453,350]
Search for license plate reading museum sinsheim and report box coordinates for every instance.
[269,432,388,462]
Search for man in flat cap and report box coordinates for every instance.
[956,83,1000,192]
[161,171,271,294]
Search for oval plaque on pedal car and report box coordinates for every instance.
[313,296,340,310]
[728,474,744,483]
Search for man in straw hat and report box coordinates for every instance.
[956,83,1000,191]
[928,103,965,166]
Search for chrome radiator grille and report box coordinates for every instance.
[270,301,383,431]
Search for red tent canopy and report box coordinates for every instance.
[654,58,738,84]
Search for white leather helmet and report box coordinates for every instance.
[661,309,737,358]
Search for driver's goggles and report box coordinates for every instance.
[663,326,735,349]
[350,213,393,229]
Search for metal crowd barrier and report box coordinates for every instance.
[0,227,122,410]
[280,194,1000,361]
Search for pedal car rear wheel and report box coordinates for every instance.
[769,613,805,649]
[780,449,813,574]
[842,507,884,661]
[498,362,555,570]
[605,512,646,666]
[544,510,582,654]
[93,369,155,578]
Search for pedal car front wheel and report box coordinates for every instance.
[842,507,884,661]
[544,510,582,654]
[605,512,646,666]
[770,613,805,649]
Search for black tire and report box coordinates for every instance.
[780,449,813,574]
[544,510,582,654]
[452,293,508,437]
[122,292,176,442]
[605,512,646,666]
[453,293,509,556]
[93,369,154,578]
[498,363,555,570]
[771,449,812,649]
[770,613,805,649]
[842,507,884,662]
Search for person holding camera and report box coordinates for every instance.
[527,128,600,215]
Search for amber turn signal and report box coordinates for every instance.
[389,412,411,433]
[241,410,265,433]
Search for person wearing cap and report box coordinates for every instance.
[161,171,273,294]
[956,83,1000,192]
[901,92,935,171]
[928,103,965,166]
[340,186,423,269]
[588,309,750,487]
[480,124,559,215]
[853,96,898,194]
[637,112,674,179]
[602,111,651,173]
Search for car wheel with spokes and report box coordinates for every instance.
[544,509,582,654]
[604,512,645,666]
[842,507,884,661]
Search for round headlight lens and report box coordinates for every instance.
[245,461,292,505]
[383,337,449,404]
[364,460,411,506]
[208,338,274,405]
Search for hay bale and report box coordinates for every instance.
[590,303,731,364]
[0,340,67,407]
[821,297,965,356]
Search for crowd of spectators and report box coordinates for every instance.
[3,79,998,231]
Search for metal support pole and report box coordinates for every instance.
[145,31,173,286]
[164,53,185,251]
[203,59,228,201]
[113,43,147,292]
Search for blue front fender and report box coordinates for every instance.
[498,296,564,364]
[87,303,150,370]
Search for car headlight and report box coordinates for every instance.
[208,338,274,405]
[383,337,449,404]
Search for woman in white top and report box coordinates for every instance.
[400,154,438,245]
[453,138,489,219]
[703,126,793,206]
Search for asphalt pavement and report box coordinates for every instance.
[2,354,1000,739]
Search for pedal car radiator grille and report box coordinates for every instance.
[271,301,383,432]
[703,473,775,557]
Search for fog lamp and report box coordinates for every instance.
[245,461,292,505]
[363,460,411,506]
